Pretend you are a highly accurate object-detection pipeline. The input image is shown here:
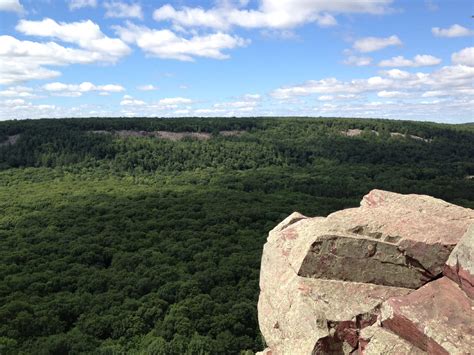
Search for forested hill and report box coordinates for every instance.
[0,117,473,354]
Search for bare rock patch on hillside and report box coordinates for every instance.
[89,130,245,140]
[0,134,20,147]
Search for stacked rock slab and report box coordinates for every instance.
[443,224,474,298]
[257,190,474,354]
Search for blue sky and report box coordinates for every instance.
[0,0,473,122]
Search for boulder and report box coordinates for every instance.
[444,224,474,298]
[381,277,474,354]
[326,190,474,278]
[257,190,474,354]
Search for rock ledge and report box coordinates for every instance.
[257,190,474,354]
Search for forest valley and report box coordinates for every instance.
[0,117,473,354]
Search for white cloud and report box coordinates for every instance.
[343,55,372,66]
[153,0,393,30]
[68,0,97,10]
[318,95,333,101]
[194,108,225,115]
[104,1,143,19]
[243,93,261,100]
[422,90,448,97]
[381,68,410,79]
[451,47,474,67]
[137,84,158,91]
[43,81,125,97]
[158,97,192,105]
[1,19,131,85]
[0,86,35,98]
[114,22,248,61]
[16,18,131,60]
[174,109,190,115]
[3,98,26,106]
[378,54,441,67]
[0,0,23,13]
[353,35,402,53]
[377,90,409,98]
[120,98,146,106]
[271,63,474,102]
[213,93,261,109]
[432,24,473,38]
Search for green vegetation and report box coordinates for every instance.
[0,117,473,354]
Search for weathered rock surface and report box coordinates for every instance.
[444,224,474,298]
[257,190,474,354]
[326,189,473,278]
[381,277,474,354]
[358,325,425,354]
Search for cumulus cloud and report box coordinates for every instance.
[343,55,372,66]
[158,97,193,105]
[114,22,248,61]
[353,35,402,52]
[120,96,146,106]
[1,19,131,85]
[318,95,333,101]
[318,94,359,101]
[378,54,441,67]
[213,93,261,109]
[0,86,35,98]
[152,0,392,30]
[16,18,130,60]
[432,24,473,38]
[0,37,68,84]
[68,0,97,10]
[377,90,409,98]
[104,1,143,19]
[0,0,23,13]
[137,84,158,91]
[451,47,474,67]
[43,81,125,97]
[271,62,474,101]
[117,96,194,112]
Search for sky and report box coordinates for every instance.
[0,0,473,122]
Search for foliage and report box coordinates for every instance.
[0,117,472,354]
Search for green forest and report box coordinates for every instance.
[0,117,473,354]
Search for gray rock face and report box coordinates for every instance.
[297,234,431,288]
[257,190,474,354]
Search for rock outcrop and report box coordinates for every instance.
[257,190,474,354]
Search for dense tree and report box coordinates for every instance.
[0,117,472,353]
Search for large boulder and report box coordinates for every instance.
[444,224,474,298]
[257,190,474,354]
[381,277,474,354]
[325,189,473,278]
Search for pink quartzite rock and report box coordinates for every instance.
[258,190,474,354]
[258,203,412,354]
[358,325,425,354]
[326,190,474,278]
[444,223,474,298]
[381,277,474,354]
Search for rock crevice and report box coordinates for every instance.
[257,190,474,354]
